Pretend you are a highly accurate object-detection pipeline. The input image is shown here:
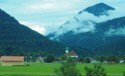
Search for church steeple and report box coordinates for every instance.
[65,47,69,53]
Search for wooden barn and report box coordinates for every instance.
[0,56,24,66]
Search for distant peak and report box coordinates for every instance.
[81,3,115,17]
[95,2,109,6]
[91,2,114,9]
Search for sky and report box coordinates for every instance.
[0,0,125,35]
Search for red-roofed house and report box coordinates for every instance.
[0,56,24,66]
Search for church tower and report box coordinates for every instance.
[65,47,69,53]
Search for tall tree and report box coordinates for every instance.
[44,55,55,63]
[85,64,107,76]
[55,57,81,76]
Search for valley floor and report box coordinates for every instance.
[0,63,125,76]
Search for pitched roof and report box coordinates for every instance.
[65,51,78,56]
[0,56,24,62]
[69,51,78,56]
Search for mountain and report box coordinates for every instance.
[48,3,116,39]
[47,3,125,56]
[94,16,125,55]
[83,3,115,16]
[95,39,125,55]
[0,9,91,57]
[0,9,66,56]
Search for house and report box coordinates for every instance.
[36,56,46,62]
[91,59,100,63]
[65,47,78,58]
[119,60,124,63]
[0,56,24,66]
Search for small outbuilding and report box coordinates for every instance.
[0,56,24,66]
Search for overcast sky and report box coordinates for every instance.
[0,0,124,35]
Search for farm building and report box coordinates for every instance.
[0,56,24,66]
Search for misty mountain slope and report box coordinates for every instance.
[0,9,66,56]
[0,9,91,57]
[47,3,116,39]
[95,39,125,55]
[49,16,125,50]
[47,3,125,55]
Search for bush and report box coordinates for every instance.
[85,64,107,76]
[44,55,55,63]
[55,57,81,76]
[123,72,125,76]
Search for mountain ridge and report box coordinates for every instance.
[83,2,115,16]
[0,9,66,56]
[0,9,91,57]
[47,3,125,56]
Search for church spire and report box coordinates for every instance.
[65,47,69,53]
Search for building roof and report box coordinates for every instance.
[65,51,78,56]
[69,51,78,56]
[0,56,24,62]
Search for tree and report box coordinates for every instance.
[44,55,55,63]
[84,57,91,63]
[61,55,67,61]
[123,72,125,76]
[85,64,107,76]
[106,56,118,63]
[78,57,84,63]
[4,46,15,55]
[55,57,81,76]
[96,56,106,63]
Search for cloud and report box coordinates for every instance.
[18,0,125,36]
[73,21,96,34]
[22,0,84,13]
[0,0,125,35]
[27,2,69,12]
[105,27,125,36]
[17,0,87,35]
[0,0,86,35]
[57,0,125,35]
[20,21,46,35]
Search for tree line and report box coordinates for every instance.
[54,57,125,76]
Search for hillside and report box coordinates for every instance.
[47,3,125,56]
[0,9,66,56]
[0,9,91,57]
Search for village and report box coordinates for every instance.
[0,47,124,66]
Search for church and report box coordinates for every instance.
[65,47,78,58]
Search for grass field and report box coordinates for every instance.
[0,63,125,76]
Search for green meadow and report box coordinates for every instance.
[0,63,125,76]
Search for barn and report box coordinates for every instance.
[0,56,24,66]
